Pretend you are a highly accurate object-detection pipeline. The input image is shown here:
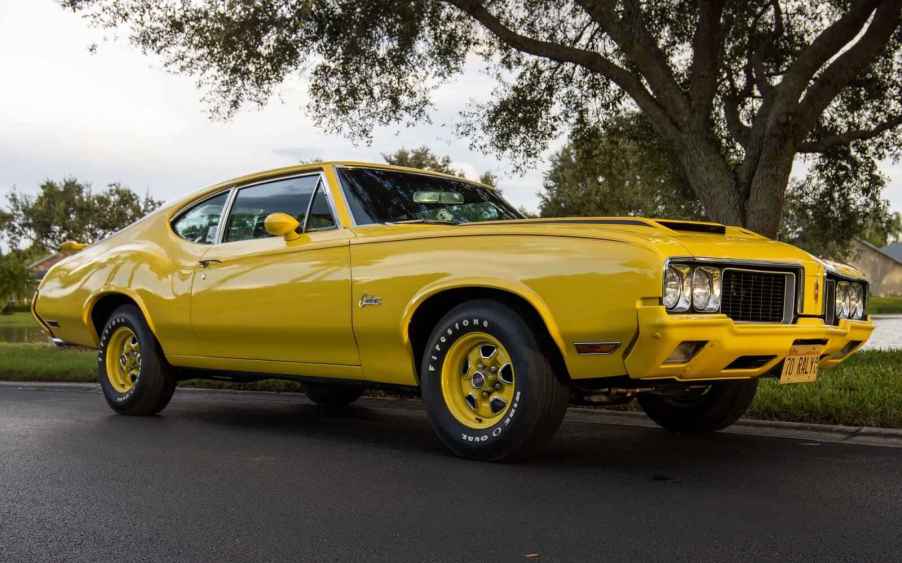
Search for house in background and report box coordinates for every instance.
[884,242,902,262]
[28,252,67,282]
[847,239,902,296]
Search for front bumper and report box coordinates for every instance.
[624,306,874,381]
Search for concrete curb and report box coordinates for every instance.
[3,380,901,447]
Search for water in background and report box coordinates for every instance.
[0,326,48,344]
[864,316,902,351]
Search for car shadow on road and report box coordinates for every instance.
[134,391,901,478]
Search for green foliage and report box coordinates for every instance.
[382,146,463,176]
[542,113,899,259]
[539,114,703,219]
[62,1,902,235]
[2,178,162,252]
[0,253,31,309]
[382,146,499,188]
[779,151,900,260]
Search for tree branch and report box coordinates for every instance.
[688,0,726,123]
[798,114,902,152]
[444,0,682,138]
[723,92,751,148]
[797,0,902,132]
[575,0,690,119]
[777,0,883,101]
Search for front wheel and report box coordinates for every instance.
[637,380,758,433]
[420,300,569,462]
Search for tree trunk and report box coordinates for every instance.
[742,128,797,238]
[675,134,745,227]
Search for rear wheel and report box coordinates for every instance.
[97,305,176,416]
[420,300,569,461]
[637,380,758,433]
[303,382,364,409]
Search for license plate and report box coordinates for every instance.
[779,345,823,384]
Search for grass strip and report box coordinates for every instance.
[869,296,902,315]
[1,343,899,428]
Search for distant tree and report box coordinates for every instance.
[383,147,460,176]
[383,146,500,188]
[0,252,31,310]
[2,178,162,252]
[540,114,703,219]
[542,113,898,260]
[779,154,902,259]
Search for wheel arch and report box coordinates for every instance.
[403,281,571,384]
[86,290,159,346]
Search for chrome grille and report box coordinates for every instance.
[721,269,794,323]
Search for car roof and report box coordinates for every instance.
[167,161,494,218]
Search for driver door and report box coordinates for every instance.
[189,173,359,367]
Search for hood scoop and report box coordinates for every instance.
[655,220,726,235]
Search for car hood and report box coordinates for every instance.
[353,217,866,279]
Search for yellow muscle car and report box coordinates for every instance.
[32,162,874,460]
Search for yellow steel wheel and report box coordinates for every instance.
[105,326,142,394]
[440,332,516,430]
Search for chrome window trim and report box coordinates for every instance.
[218,171,329,244]
[720,267,796,325]
[214,187,239,244]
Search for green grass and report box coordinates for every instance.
[0,312,41,327]
[749,350,902,427]
[1,343,899,428]
[869,296,902,315]
[0,343,97,382]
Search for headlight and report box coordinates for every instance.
[835,281,849,319]
[832,280,866,321]
[663,263,719,313]
[848,283,863,319]
[662,267,682,309]
[663,264,691,312]
[691,267,721,312]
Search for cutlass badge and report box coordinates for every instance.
[359,294,382,308]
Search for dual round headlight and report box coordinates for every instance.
[835,281,866,320]
[663,265,721,313]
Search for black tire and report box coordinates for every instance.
[420,300,569,462]
[637,379,758,433]
[97,304,176,416]
[303,382,364,409]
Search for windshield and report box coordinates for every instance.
[337,168,523,225]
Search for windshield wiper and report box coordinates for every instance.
[385,219,461,225]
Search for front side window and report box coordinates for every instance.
[223,175,319,242]
[338,168,523,225]
[171,191,229,244]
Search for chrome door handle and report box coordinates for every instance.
[198,259,222,269]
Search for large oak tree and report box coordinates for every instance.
[64,0,902,236]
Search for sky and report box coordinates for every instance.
[1,0,901,216]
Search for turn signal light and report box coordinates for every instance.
[663,341,707,364]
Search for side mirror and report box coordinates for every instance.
[59,240,88,254]
[264,212,301,241]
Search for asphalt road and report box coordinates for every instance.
[2,386,901,563]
